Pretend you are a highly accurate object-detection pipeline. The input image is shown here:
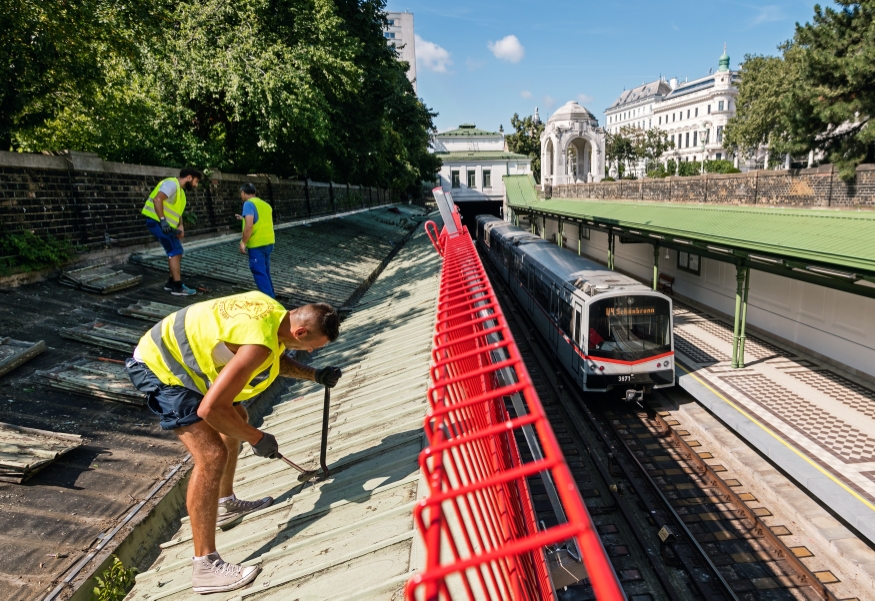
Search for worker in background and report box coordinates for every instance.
[125,291,342,594]
[236,183,276,297]
[142,167,203,296]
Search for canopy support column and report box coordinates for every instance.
[557,218,564,247]
[608,230,615,270]
[541,216,546,240]
[652,244,660,290]
[578,225,583,256]
[731,264,750,368]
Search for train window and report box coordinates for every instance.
[588,296,672,362]
[558,298,573,334]
[533,277,550,309]
[677,251,701,275]
[573,309,581,344]
[579,227,590,241]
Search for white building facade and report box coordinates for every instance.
[604,79,673,135]
[385,12,416,92]
[540,101,606,187]
[434,124,531,202]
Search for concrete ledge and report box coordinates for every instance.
[676,367,875,591]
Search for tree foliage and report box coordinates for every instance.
[506,113,545,183]
[7,0,438,193]
[606,126,673,177]
[725,0,875,179]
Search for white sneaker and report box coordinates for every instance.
[216,495,274,528]
[192,553,259,594]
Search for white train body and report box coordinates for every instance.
[476,215,675,396]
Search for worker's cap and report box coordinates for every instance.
[240,182,257,195]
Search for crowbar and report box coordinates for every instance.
[276,385,332,483]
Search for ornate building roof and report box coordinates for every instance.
[547,101,598,124]
[607,79,673,110]
[436,124,501,137]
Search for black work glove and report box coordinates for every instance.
[159,217,172,234]
[314,366,342,388]
[251,431,279,459]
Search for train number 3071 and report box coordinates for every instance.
[618,375,633,382]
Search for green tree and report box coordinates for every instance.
[506,113,545,183]
[726,1,875,179]
[605,128,636,177]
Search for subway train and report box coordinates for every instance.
[476,215,675,400]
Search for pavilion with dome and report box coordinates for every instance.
[539,100,606,187]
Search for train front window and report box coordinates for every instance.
[588,296,671,361]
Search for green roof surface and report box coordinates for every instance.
[434,151,529,162]
[503,175,875,275]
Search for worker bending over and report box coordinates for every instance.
[125,291,342,594]
[142,167,202,296]
[236,183,276,297]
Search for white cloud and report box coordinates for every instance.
[543,95,556,110]
[415,35,452,73]
[488,35,525,63]
[750,5,785,26]
[578,93,593,104]
[520,90,533,99]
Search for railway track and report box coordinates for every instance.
[483,254,846,601]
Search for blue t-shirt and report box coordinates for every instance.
[242,200,259,224]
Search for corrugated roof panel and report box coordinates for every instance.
[503,174,539,207]
[506,184,875,273]
[126,219,442,601]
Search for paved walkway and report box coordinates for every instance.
[674,301,875,546]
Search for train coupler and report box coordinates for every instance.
[625,389,644,403]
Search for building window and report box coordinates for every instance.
[451,171,460,188]
[686,109,690,119]
[467,170,476,188]
[707,105,711,114]
[678,251,701,275]
[673,113,676,122]
[716,153,722,160]
[693,131,698,146]
[384,32,395,39]
[716,125,724,143]
[695,107,699,117]
[579,226,590,240]
[387,19,395,25]
[658,116,662,125]
[483,170,492,188]
[718,100,725,111]
[685,132,690,148]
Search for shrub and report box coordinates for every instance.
[677,160,702,177]
[602,176,615,182]
[665,159,677,176]
[703,159,740,174]
[90,555,137,601]
[0,230,74,273]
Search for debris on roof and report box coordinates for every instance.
[35,358,144,405]
[59,263,142,294]
[60,320,147,353]
[127,217,443,601]
[0,422,83,483]
[130,208,422,308]
[0,337,46,378]
[118,300,182,322]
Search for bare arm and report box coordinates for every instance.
[279,353,317,381]
[153,191,168,220]
[196,344,271,444]
[241,214,255,245]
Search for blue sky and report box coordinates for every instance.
[385,0,819,133]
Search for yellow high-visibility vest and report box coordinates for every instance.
[142,178,187,228]
[136,291,287,403]
[242,197,275,248]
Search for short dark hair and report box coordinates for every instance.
[296,303,340,342]
[240,182,257,195]
[179,167,203,180]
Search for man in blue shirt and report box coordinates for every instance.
[236,183,276,298]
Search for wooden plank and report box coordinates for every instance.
[0,337,46,377]
[0,421,83,483]
[60,320,146,352]
[35,358,145,406]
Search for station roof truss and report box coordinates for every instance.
[503,175,875,300]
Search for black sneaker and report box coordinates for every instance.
[163,277,174,291]
[171,283,197,296]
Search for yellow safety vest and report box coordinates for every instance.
[136,291,287,403]
[242,197,275,249]
[142,178,187,228]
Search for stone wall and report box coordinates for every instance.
[0,150,398,251]
[544,164,875,208]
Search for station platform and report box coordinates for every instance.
[673,300,875,547]
[125,217,442,600]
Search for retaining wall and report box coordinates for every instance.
[544,164,875,208]
[0,150,399,251]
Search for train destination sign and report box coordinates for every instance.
[605,307,656,317]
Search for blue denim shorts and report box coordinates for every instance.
[146,219,184,258]
[125,358,203,430]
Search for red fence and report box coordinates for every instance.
[406,220,623,600]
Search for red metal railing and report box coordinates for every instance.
[406,221,623,600]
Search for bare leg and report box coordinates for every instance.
[219,405,248,499]
[176,421,228,557]
[168,254,182,281]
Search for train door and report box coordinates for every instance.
[548,284,560,348]
[571,300,584,382]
